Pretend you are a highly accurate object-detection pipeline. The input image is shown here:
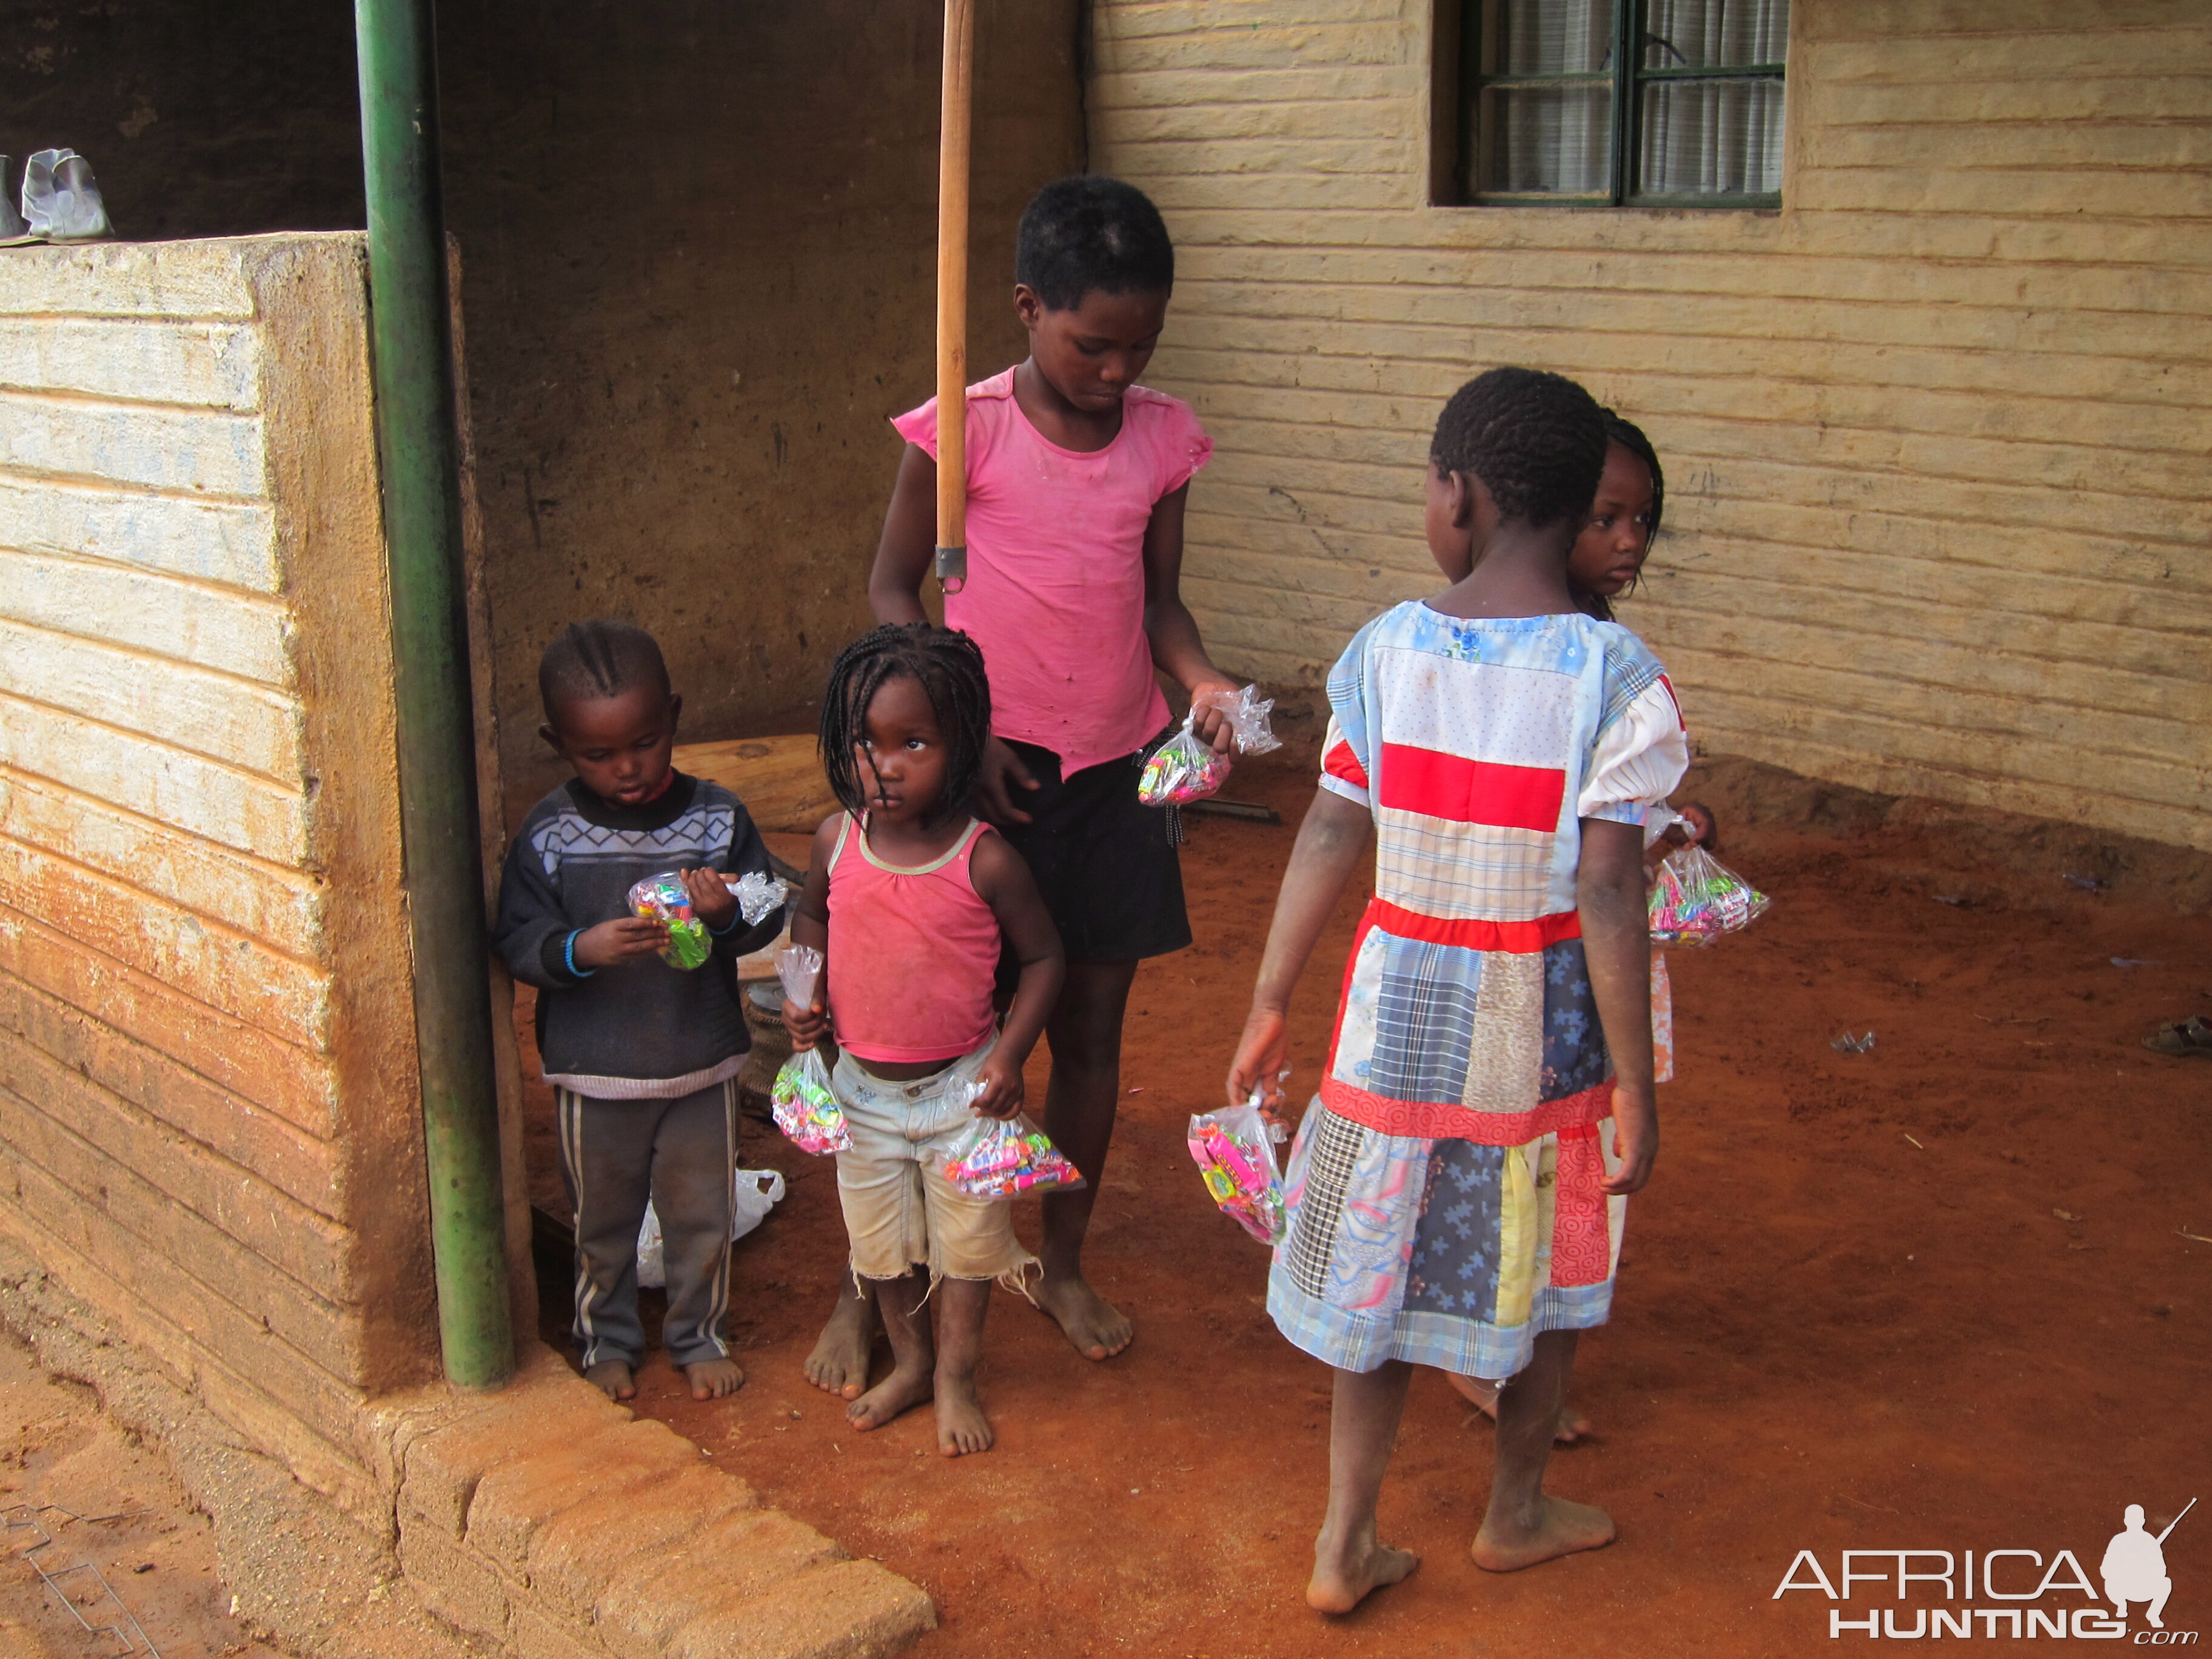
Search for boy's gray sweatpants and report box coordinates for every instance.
[554,1079,736,1370]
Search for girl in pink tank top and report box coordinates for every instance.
[820,812,1000,1065]
[783,623,1064,1456]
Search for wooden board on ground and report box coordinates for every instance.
[677,735,831,834]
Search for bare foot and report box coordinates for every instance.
[805,1291,876,1401]
[1036,1272,1132,1361]
[934,1373,994,1458]
[584,1359,635,1401]
[1307,1524,1419,1614]
[685,1358,745,1400]
[1471,1495,1617,1573]
[848,1361,933,1433]
[1446,1370,1592,1444]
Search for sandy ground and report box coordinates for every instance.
[0,1327,281,1659]
[523,755,2211,1655]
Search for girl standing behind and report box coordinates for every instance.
[783,623,1064,1456]
[1561,410,1716,1088]
[1567,409,1666,622]
[1227,369,1687,1611]
[824,175,1240,1381]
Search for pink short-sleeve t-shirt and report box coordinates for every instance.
[891,369,1213,777]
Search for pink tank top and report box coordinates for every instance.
[826,814,1001,1065]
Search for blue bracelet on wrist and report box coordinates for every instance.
[563,931,595,979]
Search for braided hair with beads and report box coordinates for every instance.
[819,622,993,823]
[1430,366,1609,529]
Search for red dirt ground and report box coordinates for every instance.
[524,754,2211,1656]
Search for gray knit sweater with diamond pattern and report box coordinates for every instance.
[492,773,779,1096]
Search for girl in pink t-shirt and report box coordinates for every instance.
[803,176,1240,1393]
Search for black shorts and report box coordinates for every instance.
[994,737,1191,968]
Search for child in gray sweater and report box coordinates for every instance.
[493,620,781,1401]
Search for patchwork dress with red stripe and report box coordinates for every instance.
[1269,602,1687,1382]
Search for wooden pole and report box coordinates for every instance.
[934,0,974,591]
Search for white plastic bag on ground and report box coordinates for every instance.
[635,1167,786,1289]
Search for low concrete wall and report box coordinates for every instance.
[0,233,440,1515]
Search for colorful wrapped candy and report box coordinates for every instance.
[1139,719,1232,807]
[1187,1092,1287,1245]
[628,871,711,970]
[1138,685,1284,808]
[937,1108,1084,1201]
[770,1046,850,1155]
[1647,843,1770,946]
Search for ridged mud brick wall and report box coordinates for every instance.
[0,233,443,1518]
[1088,0,2212,851]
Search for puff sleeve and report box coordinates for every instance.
[1317,619,1378,811]
[1577,668,1689,826]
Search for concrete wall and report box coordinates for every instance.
[1087,0,2212,851]
[439,0,1087,816]
[0,235,440,1517]
[0,0,1087,820]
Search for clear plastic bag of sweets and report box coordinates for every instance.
[1647,844,1771,947]
[628,871,711,970]
[1187,1090,1289,1245]
[1137,685,1283,808]
[769,1047,850,1155]
[727,869,789,927]
[937,1105,1085,1201]
[1138,719,1231,808]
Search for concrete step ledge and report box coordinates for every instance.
[0,1241,934,1659]
[370,1344,936,1659]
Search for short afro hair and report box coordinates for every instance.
[1430,367,1609,529]
[538,619,671,722]
[1015,175,1175,312]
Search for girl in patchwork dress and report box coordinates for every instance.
[1228,368,1688,1612]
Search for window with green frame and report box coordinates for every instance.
[1454,0,1788,207]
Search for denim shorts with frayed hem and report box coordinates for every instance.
[831,1037,1038,1290]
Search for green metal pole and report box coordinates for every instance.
[354,0,515,1391]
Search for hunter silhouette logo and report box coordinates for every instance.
[2105,1500,2191,1631]
[1775,1497,2197,1640]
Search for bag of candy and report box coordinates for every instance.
[628,871,711,970]
[937,1105,1085,1201]
[1187,1090,1288,1245]
[728,869,789,927]
[1138,716,1232,807]
[1138,684,1283,808]
[1647,843,1771,946]
[769,1046,850,1155]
